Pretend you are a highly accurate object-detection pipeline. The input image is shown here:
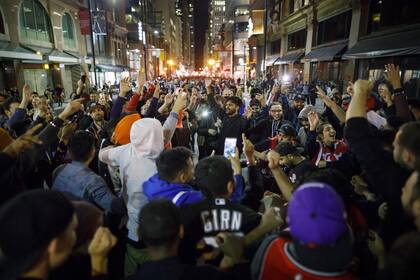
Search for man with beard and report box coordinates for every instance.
[87,104,109,146]
[284,94,305,129]
[209,96,247,155]
[249,102,293,152]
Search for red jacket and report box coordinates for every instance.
[252,236,354,280]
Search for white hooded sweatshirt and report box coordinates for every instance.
[99,113,178,241]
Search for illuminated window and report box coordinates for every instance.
[62,13,75,48]
[20,0,53,42]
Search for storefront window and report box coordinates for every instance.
[316,10,352,45]
[358,56,420,98]
[234,22,249,33]
[367,0,420,34]
[23,69,53,93]
[62,13,76,49]
[287,29,306,51]
[20,0,53,42]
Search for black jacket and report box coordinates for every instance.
[0,117,65,206]
[126,257,250,280]
[344,117,414,248]
[179,197,261,265]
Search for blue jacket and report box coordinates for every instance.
[143,174,245,206]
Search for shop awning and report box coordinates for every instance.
[343,28,420,59]
[23,45,79,63]
[274,50,305,65]
[0,41,42,60]
[25,46,53,55]
[96,64,128,72]
[264,55,281,67]
[48,50,79,63]
[302,43,347,62]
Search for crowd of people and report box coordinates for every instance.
[1,63,420,280]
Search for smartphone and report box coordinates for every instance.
[224,138,237,158]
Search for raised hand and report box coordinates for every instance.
[242,133,254,164]
[59,98,84,120]
[316,86,334,108]
[164,93,175,105]
[88,227,118,275]
[244,107,253,119]
[153,82,161,98]
[20,84,32,108]
[272,84,281,95]
[260,207,284,232]
[59,122,77,142]
[137,70,146,89]
[88,227,117,257]
[119,77,131,97]
[353,80,374,97]
[171,92,187,113]
[384,64,402,89]
[307,111,319,131]
[229,148,241,175]
[216,232,245,264]
[3,123,43,158]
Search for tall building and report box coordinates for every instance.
[209,0,227,54]
[254,0,420,98]
[221,0,250,80]
[156,0,183,75]
[0,0,129,93]
[126,0,165,79]
[87,0,129,88]
[175,0,195,71]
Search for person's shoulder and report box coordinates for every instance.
[180,199,208,215]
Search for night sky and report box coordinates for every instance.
[194,0,209,69]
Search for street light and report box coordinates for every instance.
[208,58,216,66]
[167,59,175,76]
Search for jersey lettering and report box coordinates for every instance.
[201,209,243,233]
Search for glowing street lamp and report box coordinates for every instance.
[208,58,216,66]
[167,59,175,75]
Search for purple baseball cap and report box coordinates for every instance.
[287,182,348,246]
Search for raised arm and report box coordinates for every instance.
[267,150,293,201]
[316,86,346,124]
[162,91,187,144]
[384,64,412,122]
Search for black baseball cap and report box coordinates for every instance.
[278,123,296,137]
[0,190,74,279]
[275,141,304,156]
[294,94,305,101]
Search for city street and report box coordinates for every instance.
[1,1,420,280]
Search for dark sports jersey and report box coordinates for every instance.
[251,233,354,280]
[289,159,317,184]
[179,198,261,264]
